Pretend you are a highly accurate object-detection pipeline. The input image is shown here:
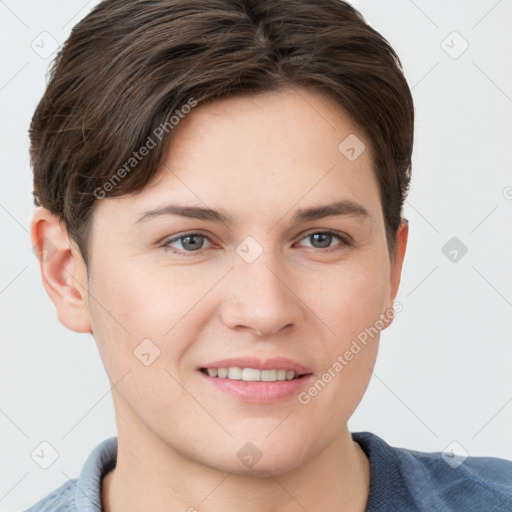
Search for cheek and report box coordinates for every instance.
[302,255,389,346]
[86,258,222,389]
[86,261,206,429]
[89,256,210,338]
[297,257,389,413]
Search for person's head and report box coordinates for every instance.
[30,0,412,475]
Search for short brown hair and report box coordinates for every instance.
[30,0,414,268]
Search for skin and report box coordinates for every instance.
[31,86,408,512]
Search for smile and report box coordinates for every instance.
[200,367,304,381]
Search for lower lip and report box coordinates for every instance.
[197,371,314,404]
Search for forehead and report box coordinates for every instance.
[94,87,382,227]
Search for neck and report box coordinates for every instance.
[102,414,370,512]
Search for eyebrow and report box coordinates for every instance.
[135,199,370,226]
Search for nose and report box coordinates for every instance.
[220,251,304,337]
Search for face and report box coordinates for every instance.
[38,87,407,475]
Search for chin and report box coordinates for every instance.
[200,435,315,477]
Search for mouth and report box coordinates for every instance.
[197,357,314,403]
[199,367,307,381]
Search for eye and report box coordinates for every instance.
[296,230,351,250]
[162,232,213,254]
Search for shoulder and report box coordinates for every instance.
[22,479,77,512]
[21,436,117,512]
[353,431,512,512]
[396,446,512,510]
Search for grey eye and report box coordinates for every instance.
[307,232,334,249]
[177,234,206,251]
[165,233,211,252]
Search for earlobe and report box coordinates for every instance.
[30,208,92,333]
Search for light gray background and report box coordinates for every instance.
[1,0,511,510]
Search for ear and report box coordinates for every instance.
[30,208,92,333]
[383,218,408,323]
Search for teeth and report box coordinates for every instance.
[203,367,300,382]
[261,369,277,381]
[242,368,261,381]
[228,367,242,380]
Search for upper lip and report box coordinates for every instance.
[199,357,313,376]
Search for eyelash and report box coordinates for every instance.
[160,230,352,256]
